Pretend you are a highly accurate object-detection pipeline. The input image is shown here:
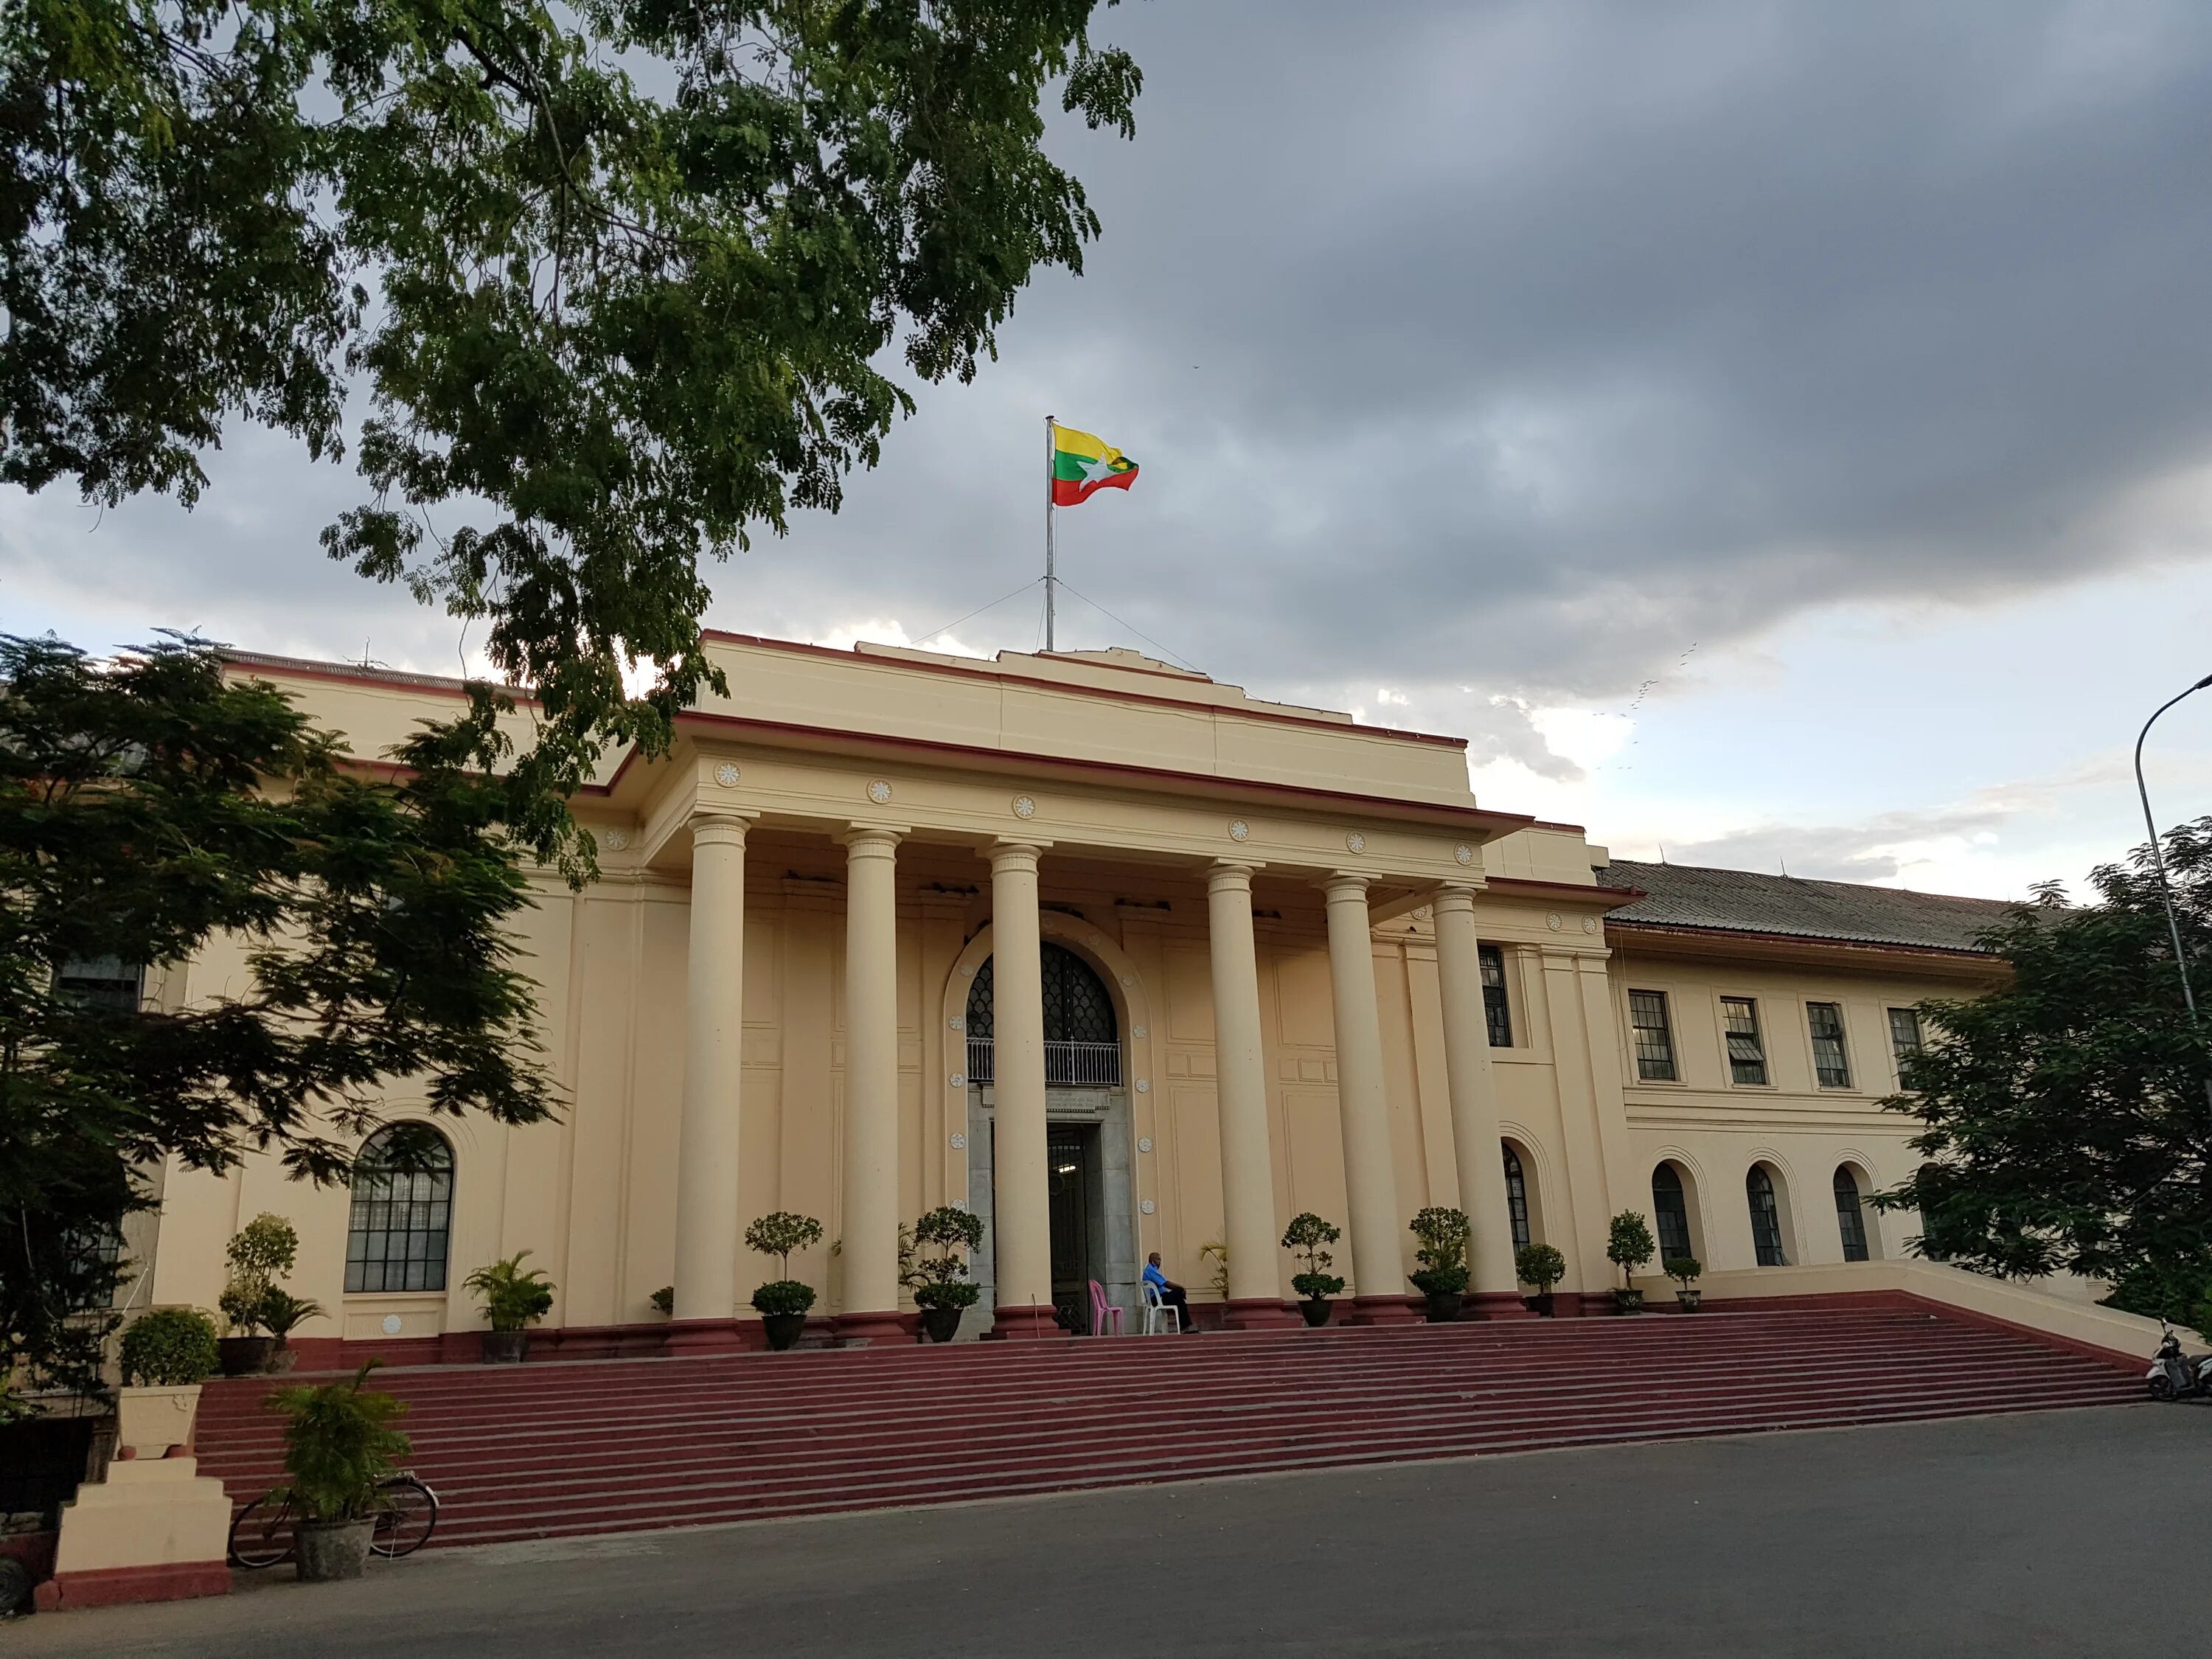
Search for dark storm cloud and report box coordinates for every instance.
[8,1,2212,729]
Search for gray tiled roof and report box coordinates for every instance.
[1599,859,2017,954]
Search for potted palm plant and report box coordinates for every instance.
[1514,1242,1566,1316]
[907,1205,985,1343]
[1607,1211,1655,1313]
[1281,1212,1345,1327]
[260,1289,327,1373]
[1666,1256,1703,1312]
[745,1211,824,1351]
[217,1214,299,1377]
[115,1307,220,1456]
[1408,1206,1472,1322]
[463,1251,554,1362]
[263,1363,410,1582]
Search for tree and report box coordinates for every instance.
[1606,1211,1655,1290]
[1,2,1141,871]
[0,635,557,1398]
[1877,821,2212,1324]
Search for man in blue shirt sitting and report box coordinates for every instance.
[1143,1252,1194,1332]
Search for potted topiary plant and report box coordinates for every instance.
[649,1286,674,1316]
[745,1211,824,1351]
[260,1289,327,1373]
[1514,1242,1566,1316]
[262,1363,410,1582]
[1199,1239,1231,1305]
[1666,1256,1703,1312]
[218,1214,299,1377]
[115,1307,220,1456]
[463,1251,554,1363]
[908,1205,985,1343]
[1281,1212,1345,1327]
[1607,1211,1655,1313]
[1408,1206,1472,1322]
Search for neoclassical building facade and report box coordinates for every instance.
[132,636,2011,1353]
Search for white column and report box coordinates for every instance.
[1207,861,1291,1324]
[672,813,750,1340]
[1323,874,1411,1321]
[1433,885,1531,1312]
[988,841,1058,1337]
[838,828,905,1340]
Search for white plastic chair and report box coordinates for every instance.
[1142,1281,1180,1335]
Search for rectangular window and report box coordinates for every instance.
[1888,1007,1924,1070]
[1479,943,1512,1048]
[1628,990,1677,1082]
[1720,996,1767,1085]
[1807,1002,1852,1088]
[56,957,143,1016]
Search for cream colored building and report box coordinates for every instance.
[132,635,2010,1353]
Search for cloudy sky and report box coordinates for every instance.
[6,0,2212,899]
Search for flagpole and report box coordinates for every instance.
[1043,414,1057,652]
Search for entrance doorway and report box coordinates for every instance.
[1048,1124,1097,1332]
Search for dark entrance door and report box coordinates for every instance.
[1047,1124,1094,1332]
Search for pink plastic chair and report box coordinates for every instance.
[1088,1279,1123,1337]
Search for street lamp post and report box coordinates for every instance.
[2133,672,2212,1111]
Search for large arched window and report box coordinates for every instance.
[1746,1164,1789,1267]
[1502,1145,1532,1250]
[965,943,1121,1086]
[345,1127,455,1293]
[1833,1166,1873,1262]
[1652,1164,1694,1264]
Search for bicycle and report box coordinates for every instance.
[227,1472,440,1568]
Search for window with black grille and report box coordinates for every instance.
[1888,1007,1924,1071]
[1806,1002,1851,1088]
[1502,1145,1531,1249]
[1834,1166,1871,1262]
[1652,1164,1694,1262]
[1479,944,1512,1048]
[1720,996,1767,1085]
[345,1127,454,1293]
[55,957,143,1015]
[964,945,1120,1086]
[1747,1165,1788,1266]
[1628,990,1677,1081]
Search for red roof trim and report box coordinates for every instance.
[1606,917,1999,961]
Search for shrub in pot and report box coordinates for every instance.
[745,1211,824,1350]
[1607,1211,1655,1314]
[1665,1256,1703,1312]
[218,1214,299,1377]
[116,1307,220,1455]
[908,1206,985,1343]
[463,1251,554,1363]
[260,1290,326,1373]
[1408,1206,1472,1322]
[1281,1212,1345,1327]
[1514,1243,1566,1316]
[263,1363,410,1582]
[649,1286,674,1316]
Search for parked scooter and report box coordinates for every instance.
[2144,1325,2212,1400]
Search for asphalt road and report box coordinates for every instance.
[11,1404,2208,1658]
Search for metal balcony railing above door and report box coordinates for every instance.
[965,1038,1122,1088]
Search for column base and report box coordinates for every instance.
[1465,1290,1540,1321]
[1221,1298,1299,1330]
[987,1304,1071,1340]
[1345,1294,1419,1326]
[662,1318,745,1353]
[833,1309,911,1346]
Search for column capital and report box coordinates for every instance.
[1321,871,1371,902]
[841,824,906,855]
[988,839,1047,874]
[689,810,756,849]
[1205,859,1262,893]
[1430,883,1481,916]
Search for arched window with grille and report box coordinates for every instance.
[1834,1166,1873,1262]
[964,943,1121,1086]
[345,1127,455,1293]
[1746,1164,1789,1267]
[1502,1145,1532,1250]
[1652,1164,1694,1264]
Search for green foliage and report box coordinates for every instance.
[1514,1243,1567,1293]
[745,1211,825,1278]
[749,1279,817,1318]
[1281,1212,1343,1298]
[1197,1239,1231,1303]
[1607,1211,1656,1286]
[649,1286,674,1316]
[259,1290,325,1340]
[2,1,1143,872]
[463,1251,555,1332]
[0,635,556,1397]
[118,1307,220,1386]
[219,1213,299,1335]
[913,1279,980,1313]
[1408,1206,1470,1297]
[265,1363,410,1523]
[905,1205,983,1311]
[1876,821,2212,1300]
[1663,1256,1703,1287]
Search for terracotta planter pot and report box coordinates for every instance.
[218,1335,275,1377]
[917,1306,964,1344]
[480,1329,529,1364]
[293,1517,376,1583]
[761,1312,807,1351]
[1298,1298,1334,1328]
[115,1384,201,1460]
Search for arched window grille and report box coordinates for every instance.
[1746,1165,1788,1267]
[1502,1145,1531,1250]
[1833,1166,1871,1262]
[1652,1164,1694,1264]
[965,943,1121,1086]
[345,1127,455,1293]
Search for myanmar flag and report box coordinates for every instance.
[1051,423,1140,506]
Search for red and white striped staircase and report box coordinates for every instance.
[192,1301,2138,1551]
